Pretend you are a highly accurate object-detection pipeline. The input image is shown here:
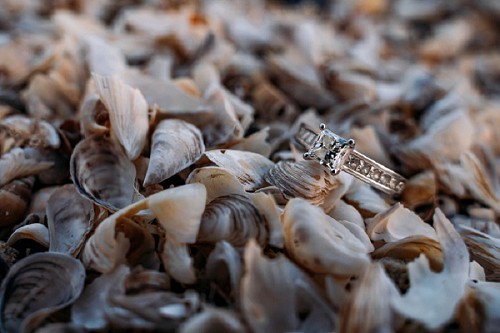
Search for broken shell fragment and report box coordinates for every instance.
[144,119,205,186]
[0,177,34,227]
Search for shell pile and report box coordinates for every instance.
[1,0,500,332]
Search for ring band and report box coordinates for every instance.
[294,123,406,195]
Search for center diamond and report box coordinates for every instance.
[305,128,355,175]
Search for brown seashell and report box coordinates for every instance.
[46,184,94,256]
[197,194,267,247]
[372,236,443,271]
[265,160,338,206]
[144,119,205,186]
[0,147,53,188]
[0,177,34,227]
[401,170,437,221]
[205,149,273,191]
[0,252,85,333]
[457,225,500,278]
[70,134,136,211]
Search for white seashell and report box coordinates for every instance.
[338,263,400,333]
[84,36,127,77]
[78,91,110,138]
[0,253,85,333]
[148,183,206,244]
[144,119,205,186]
[93,74,149,160]
[228,127,272,158]
[282,198,371,276]
[344,182,389,217]
[250,192,283,248]
[7,223,50,248]
[186,166,246,203]
[0,147,53,187]
[327,199,364,229]
[179,308,246,333]
[206,241,242,304]
[366,203,437,243]
[160,237,196,284]
[393,209,469,330]
[46,184,94,256]
[350,126,393,169]
[70,134,136,211]
[205,149,274,191]
[240,240,336,333]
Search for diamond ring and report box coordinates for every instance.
[295,123,406,195]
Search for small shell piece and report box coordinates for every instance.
[159,237,196,284]
[205,149,273,191]
[0,253,85,333]
[186,166,246,203]
[93,74,149,160]
[240,240,336,333]
[265,160,337,206]
[197,194,267,247]
[393,209,470,330]
[144,119,205,186]
[457,225,500,277]
[0,177,34,227]
[0,148,52,188]
[0,115,61,150]
[179,308,246,333]
[70,134,136,211]
[339,263,400,333]
[46,184,94,256]
[6,223,50,249]
[366,203,437,243]
[282,198,371,277]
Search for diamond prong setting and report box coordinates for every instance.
[305,125,355,175]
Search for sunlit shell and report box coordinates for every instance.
[144,119,205,186]
[0,253,85,333]
[70,134,136,211]
[46,184,94,256]
[197,194,267,247]
[282,198,372,276]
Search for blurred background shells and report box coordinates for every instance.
[0,0,499,332]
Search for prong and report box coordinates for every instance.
[319,123,326,130]
[347,139,355,148]
[303,152,312,160]
[319,160,324,165]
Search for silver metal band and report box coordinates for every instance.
[294,124,406,195]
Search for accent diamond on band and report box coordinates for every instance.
[295,123,407,195]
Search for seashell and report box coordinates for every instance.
[205,149,273,191]
[250,192,283,248]
[159,237,196,284]
[0,252,85,333]
[28,185,60,215]
[179,308,246,333]
[0,177,34,227]
[0,115,60,150]
[84,35,127,77]
[366,203,437,243]
[457,225,500,278]
[78,91,110,138]
[124,267,170,293]
[147,183,207,244]
[187,166,246,203]
[6,223,50,249]
[250,78,297,123]
[327,199,364,229]
[23,147,70,185]
[282,198,372,277]
[393,209,469,330]
[205,241,242,304]
[324,68,377,103]
[338,263,400,333]
[46,184,94,256]
[197,194,267,247]
[349,126,393,169]
[70,134,136,211]
[395,0,450,21]
[240,240,336,333]
[227,127,272,158]
[372,236,443,271]
[144,119,205,186]
[401,170,437,221]
[0,147,53,188]
[93,74,149,160]
[265,160,338,206]
[458,281,500,333]
[344,183,390,217]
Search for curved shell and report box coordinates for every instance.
[206,241,242,304]
[0,147,52,188]
[186,167,246,203]
[0,177,34,227]
[197,194,268,247]
[70,134,136,211]
[46,184,94,256]
[144,119,205,186]
[6,223,50,248]
[0,252,85,333]
[93,74,149,160]
[205,149,274,191]
[0,115,60,149]
[282,198,371,277]
[179,308,246,333]
[265,160,338,206]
